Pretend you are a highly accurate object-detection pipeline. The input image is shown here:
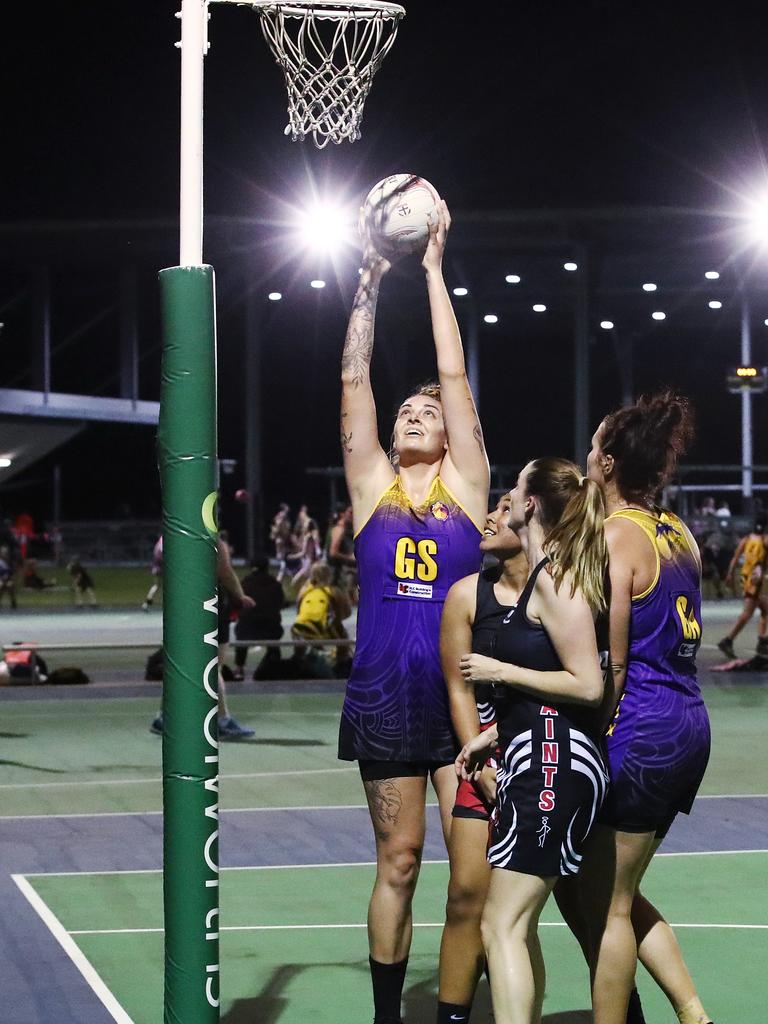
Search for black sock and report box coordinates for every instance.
[437,1001,471,1024]
[626,987,647,1024]
[369,956,407,1023]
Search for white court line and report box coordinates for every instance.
[20,850,768,879]
[2,793,764,821]
[69,921,768,936]
[12,874,134,1024]
[0,766,357,790]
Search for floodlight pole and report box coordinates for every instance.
[740,290,754,513]
[159,1,220,1022]
[573,244,590,466]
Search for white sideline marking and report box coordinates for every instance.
[12,874,134,1024]
[20,850,768,878]
[69,920,768,937]
[2,794,763,821]
[0,766,357,790]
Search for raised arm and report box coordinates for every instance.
[422,201,490,509]
[340,241,395,524]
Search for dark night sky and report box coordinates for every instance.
[2,2,768,542]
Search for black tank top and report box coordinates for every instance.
[492,558,600,740]
[472,563,516,726]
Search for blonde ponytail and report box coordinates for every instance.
[526,458,608,614]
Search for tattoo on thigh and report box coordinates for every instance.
[365,779,403,832]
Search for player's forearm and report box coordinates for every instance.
[495,662,603,707]
[425,266,466,377]
[341,271,382,388]
[447,684,483,747]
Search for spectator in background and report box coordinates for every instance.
[327,505,357,603]
[232,553,285,680]
[151,532,256,739]
[716,499,731,519]
[718,519,768,659]
[68,557,97,607]
[292,562,352,676]
[270,503,292,582]
[0,545,18,609]
[22,559,56,590]
[290,516,323,592]
[142,535,163,611]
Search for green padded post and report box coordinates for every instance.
[158,264,220,1023]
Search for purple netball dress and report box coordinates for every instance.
[601,508,711,834]
[338,476,482,763]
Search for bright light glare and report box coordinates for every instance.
[652,311,666,321]
[268,292,282,301]
[532,304,547,312]
[705,271,720,280]
[745,198,768,246]
[0,458,11,468]
[310,279,326,289]
[764,319,768,327]
[484,314,498,324]
[642,283,657,292]
[563,262,578,271]
[505,274,521,284]
[600,320,614,330]
[453,287,469,296]
[708,300,722,310]
[298,203,351,253]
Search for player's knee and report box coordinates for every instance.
[445,874,485,924]
[380,843,421,895]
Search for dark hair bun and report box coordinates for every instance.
[601,390,695,501]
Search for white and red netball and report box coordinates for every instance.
[362,173,441,257]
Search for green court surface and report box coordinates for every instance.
[4,676,768,1022]
[3,685,767,818]
[17,853,768,1023]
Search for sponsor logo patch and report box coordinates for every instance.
[430,500,449,522]
[397,581,433,598]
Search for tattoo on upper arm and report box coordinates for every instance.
[341,287,377,389]
[472,422,485,453]
[364,778,403,838]
[341,428,353,454]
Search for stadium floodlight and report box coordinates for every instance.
[310,279,326,289]
[652,311,666,321]
[483,314,499,324]
[268,291,282,301]
[705,271,720,280]
[600,320,615,330]
[642,283,657,292]
[297,202,352,253]
[765,319,768,327]
[708,300,723,310]
[505,274,521,284]
[0,457,11,468]
[745,198,768,246]
[532,303,547,312]
[563,262,578,271]
[453,287,469,296]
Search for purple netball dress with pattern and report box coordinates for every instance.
[601,507,711,833]
[338,476,482,763]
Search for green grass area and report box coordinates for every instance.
[10,567,160,610]
[26,853,768,1023]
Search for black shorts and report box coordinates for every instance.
[359,759,453,782]
[489,716,608,877]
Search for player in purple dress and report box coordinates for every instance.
[579,391,713,1024]
[338,200,489,1024]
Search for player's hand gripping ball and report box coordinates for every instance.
[361,173,441,258]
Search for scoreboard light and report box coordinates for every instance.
[727,366,768,393]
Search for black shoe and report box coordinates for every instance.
[757,636,768,656]
[717,636,735,659]
[150,715,164,735]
